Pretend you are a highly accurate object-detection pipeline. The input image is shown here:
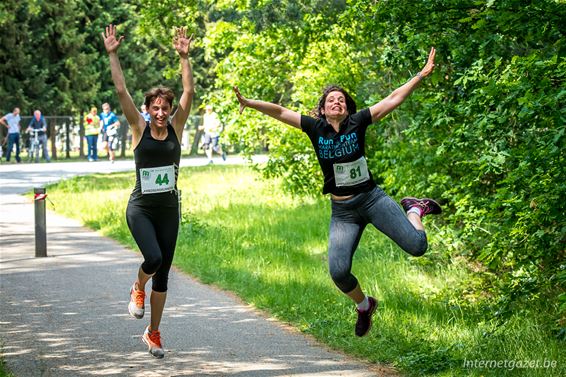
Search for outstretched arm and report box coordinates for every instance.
[233,86,301,129]
[102,24,144,141]
[369,47,436,123]
[171,27,194,141]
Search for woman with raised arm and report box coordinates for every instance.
[234,48,441,338]
[103,24,194,358]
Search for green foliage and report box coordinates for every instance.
[0,0,182,116]
[0,0,93,113]
[363,0,566,333]
[183,0,566,332]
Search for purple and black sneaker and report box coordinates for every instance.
[400,197,442,217]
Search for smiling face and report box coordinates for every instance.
[149,96,171,128]
[322,91,348,120]
[316,86,357,121]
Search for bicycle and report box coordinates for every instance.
[27,128,42,163]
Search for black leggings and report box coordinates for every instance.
[126,202,179,292]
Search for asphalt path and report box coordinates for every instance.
[0,158,396,376]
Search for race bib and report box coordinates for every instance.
[333,156,370,187]
[140,165,176,194]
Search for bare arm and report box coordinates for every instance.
[369,47,436,123]
[102,24,145,142]
[0,116,6,128]
[233,86,301,129]
[171,27,194,141]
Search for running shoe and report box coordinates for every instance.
[355,296,378,337]
[128,283,145,319]
[400,197,442,217]
[142,326,165,358]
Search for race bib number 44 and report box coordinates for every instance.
[333,156,370,187]
[140,165,176,194]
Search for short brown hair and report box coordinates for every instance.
[144,86,175,109]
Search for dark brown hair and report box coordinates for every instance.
[314,85,357,119]
[144,86,175,109]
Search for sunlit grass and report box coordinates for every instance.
[46,165,565,376]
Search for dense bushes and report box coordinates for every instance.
[364,1,566,332]
[194,0,566,331]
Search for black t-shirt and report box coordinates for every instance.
[129,122,180,207]
[301,108,377,196]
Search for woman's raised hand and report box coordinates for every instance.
[102,24,125,54]
[173,27,193,58]
[233,86,250,114]
[419,47,436,78]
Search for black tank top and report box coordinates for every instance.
[129,122,181,207]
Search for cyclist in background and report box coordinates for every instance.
[26,110,50,162]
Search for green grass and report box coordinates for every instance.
[0,357,13,377]
[44,165,565,376]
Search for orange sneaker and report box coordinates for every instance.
[142,326,165,358]
[128,283,145,319]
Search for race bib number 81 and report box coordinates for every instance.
[140,165,176,194]
[333,156,370,187]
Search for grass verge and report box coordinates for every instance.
[44,164,565,376]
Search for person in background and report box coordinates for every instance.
[27,110,50,162]
[0,107,22,163]
[198,104,226,164]
[140,104,151,122]
[99,102,120,163]
[84,107,100,161]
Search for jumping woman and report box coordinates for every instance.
[234,47,441,337]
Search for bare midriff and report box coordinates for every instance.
[331,194,354,201]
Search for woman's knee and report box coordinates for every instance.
[407,243,427,257]
[402,231,428,257]
[329,264,357,293]
[152,275,169,292]
[142,253,162,275]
